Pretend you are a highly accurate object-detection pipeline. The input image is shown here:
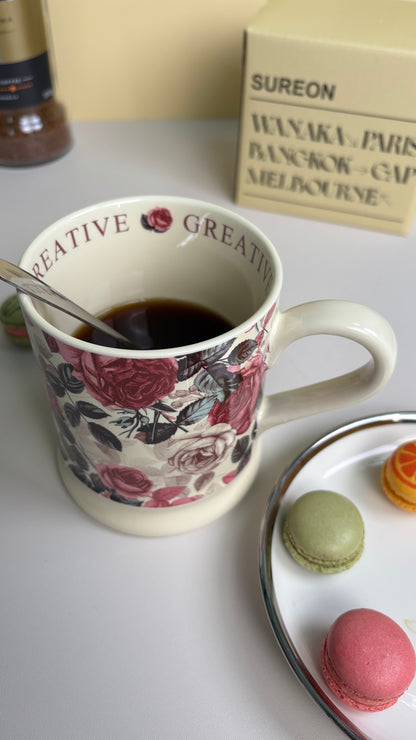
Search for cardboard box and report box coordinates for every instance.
[235,0,416,234]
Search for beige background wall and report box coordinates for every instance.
[47,0,265,121]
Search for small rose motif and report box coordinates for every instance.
[96,463,152,500]
[141,207,173,233]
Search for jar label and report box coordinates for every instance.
[0,0,53,108]
[0,0,47,62]
[0,52,53,108]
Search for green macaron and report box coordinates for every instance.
[282,490,365,574]
[0,294,30,347]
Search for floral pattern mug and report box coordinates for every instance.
[19,196,396,535]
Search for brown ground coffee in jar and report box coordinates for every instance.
[0,0,72,166]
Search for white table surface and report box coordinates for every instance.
[0,119,414,740]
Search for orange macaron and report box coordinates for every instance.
[381,440,416,512]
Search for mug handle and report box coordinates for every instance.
[258,300,397,433]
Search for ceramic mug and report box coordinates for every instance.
[19,196,396,536]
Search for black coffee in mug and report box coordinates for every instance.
[73,298,234,350]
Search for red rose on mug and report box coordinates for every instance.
[58,344,178,409]
[96,463,153,499]
[144,207,173,232]
[209,352,266,434]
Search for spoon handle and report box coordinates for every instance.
[0,258,135,348]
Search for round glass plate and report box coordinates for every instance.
[259,412,416,740]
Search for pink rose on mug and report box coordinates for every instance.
[58,344,178,409]
[209,352,267,434]
[141,207,173,232]
[96,463,152,500]
[157,423,236,475]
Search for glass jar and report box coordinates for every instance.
[0,0,72,166]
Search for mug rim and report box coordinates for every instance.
[19,195,283,359]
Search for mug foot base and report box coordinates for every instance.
[57,445,261,536]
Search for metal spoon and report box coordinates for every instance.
[0,258,136,349]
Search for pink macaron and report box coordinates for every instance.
[321,608,416,711]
